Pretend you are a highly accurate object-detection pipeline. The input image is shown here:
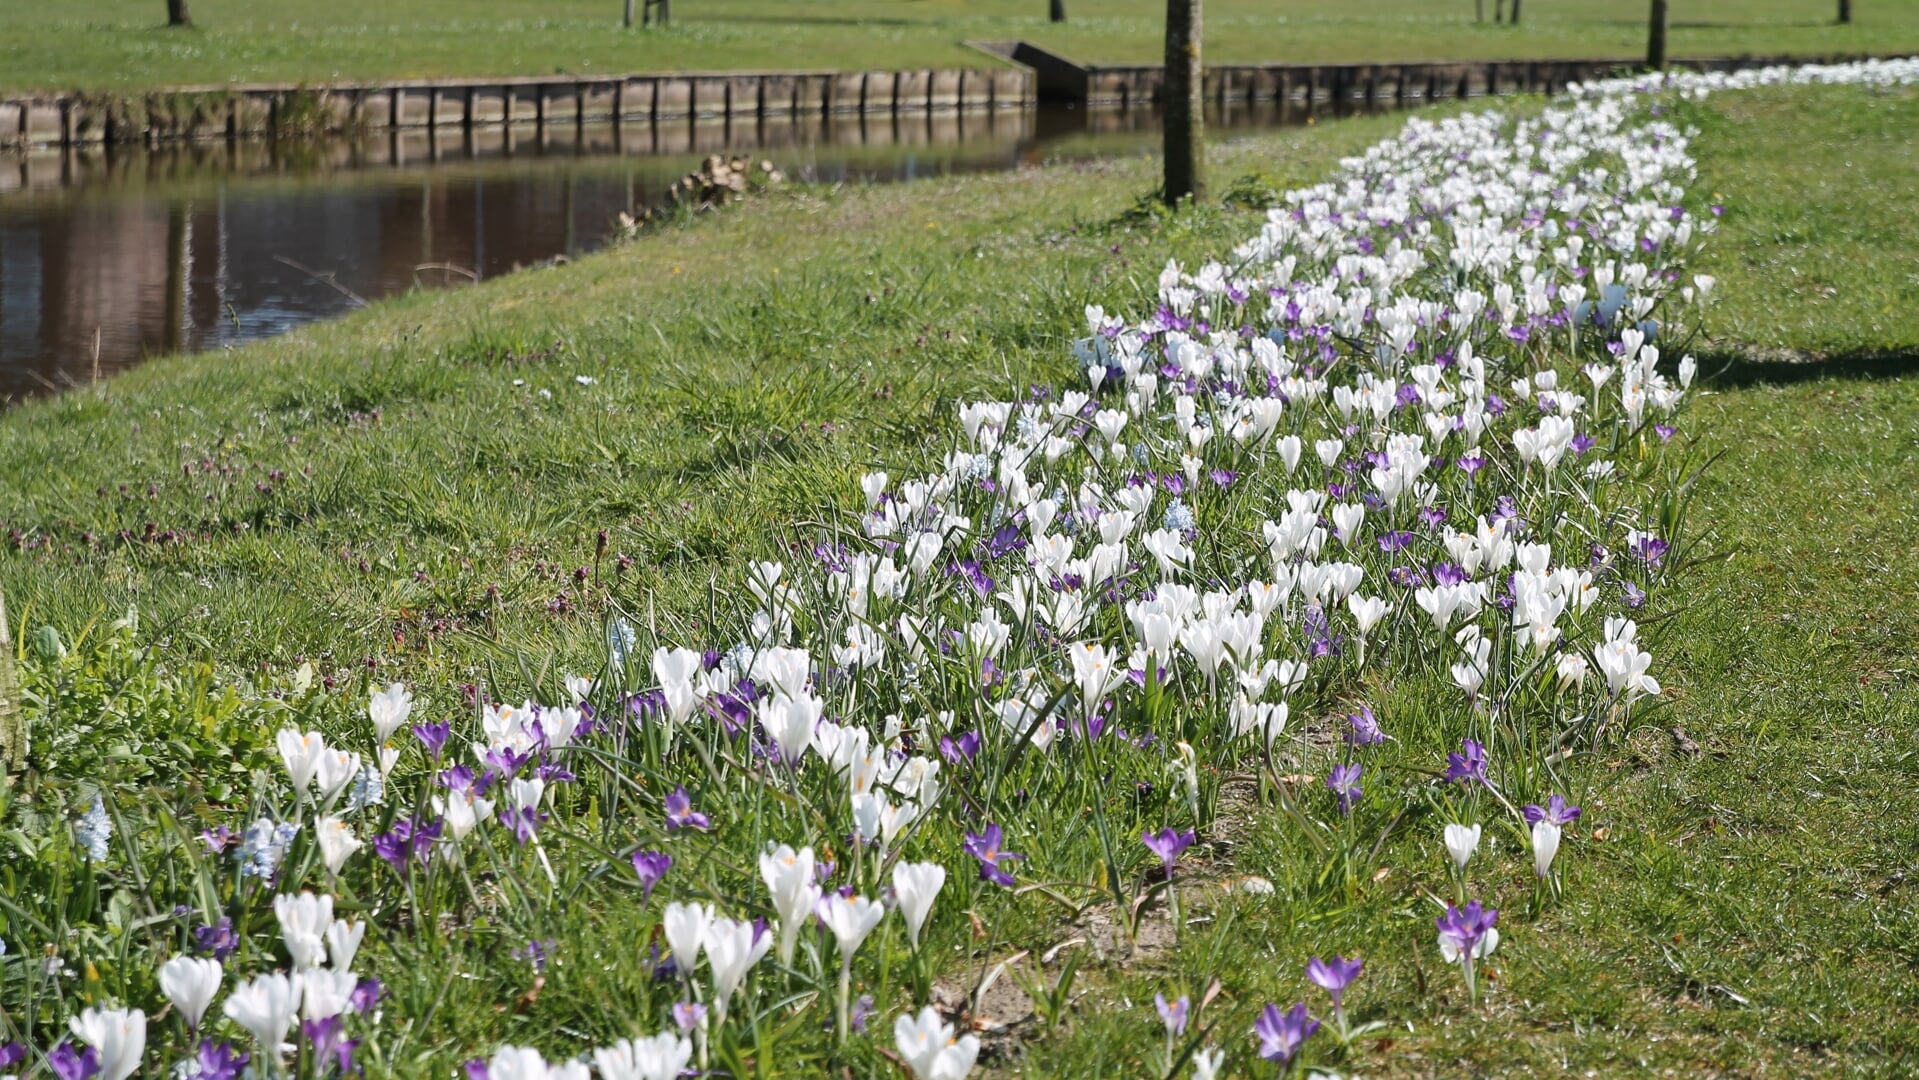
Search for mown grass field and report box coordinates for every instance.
[2,0,1913,94]
[0,80,1916,1075]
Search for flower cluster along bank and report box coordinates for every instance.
[8,58,1919,1080]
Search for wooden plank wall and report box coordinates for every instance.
[0,67,1037,148]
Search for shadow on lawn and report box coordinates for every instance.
[1696,348,1919,389]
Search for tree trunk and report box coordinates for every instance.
[1509,0,1521,24]
[1050,0,1066,22]
[1162,0,1204,206]
[625,0,635,27]
[166,0,191,26]
[1647,0,1668,70]
[1838,0,1852,23]
[1475,0,1484,22]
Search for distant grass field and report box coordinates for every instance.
[0,80,1916,1073]
[2,0,1913,94]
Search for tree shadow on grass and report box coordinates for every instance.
[1696,347,1919,390]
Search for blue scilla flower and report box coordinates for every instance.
[76,796,112,861]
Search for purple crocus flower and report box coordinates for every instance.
[1523,794,1582,827]
[1444,739,1489,786]
[193,917,240,961]
[1306,955,1363,1010]
[498,804,544,844]
[190,1041,248,1080]
[1436,901,1499,962]
[301,1016,357,1074]
[1377,530,1415,554]
[1142,827,1197,874]
[48,1043,99,1080]
[0,1044,23,1071]
[1344,706,1384,747]
[1327,762,1364,813]
[664,786,711,831]
[1253,1002,1319,1065]
[1622,580,1648,609]
[464,1059,491,1080]
[199,825,237,855]
[632,850,673,901]
[673,1000,708,1033]
[412,720,452,757]
[351,978,384,1015]
[850,994,876,1035]
[964,823,1024,887]
[1630,533,1669,568]
[939,730,980,765]
[1155,993,1190,1036]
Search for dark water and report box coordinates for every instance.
[0,99,1382,401]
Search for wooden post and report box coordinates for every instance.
[1161,0,1203,205]
[1838,0,1852,23]
[1647,0,1669,70]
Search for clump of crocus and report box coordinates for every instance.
[1436,900,1500,1004]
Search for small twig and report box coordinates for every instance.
[272,254,367,306]
[414,262,480,282]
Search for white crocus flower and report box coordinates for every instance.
[893,861,947,950]
[1532,820,1564,879]
[276,729,326,797]
[70,1006,145,1080]
[158,956,222,1030]
[368,682,413,744]
[273,891,333,969]
[894,1005,981,1080]
[315,816,361,875]
[327,918,366,970]
[594,1033,693,1080]
[1443,823,1481,871]
[703,917,772,1023]
[488,1045,590,1080]
[223,973,299,1055]
[663,902,713,973]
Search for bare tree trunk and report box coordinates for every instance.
[1838,0,1852,23]
[1162,0,1204,206]
[1509,0,1521,24]
[1476,0,1484,21]
[625,0,635,27]
[1050,0,1066,22]
[166,0,191,26]
[1647,0,1668,70]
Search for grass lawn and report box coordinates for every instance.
[3,0,1915,94]
[0,79,1916,1075]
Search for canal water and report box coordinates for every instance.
[0,100,1381,401]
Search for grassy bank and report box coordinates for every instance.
[1,82,1917,1075]
[4,0,1915,94]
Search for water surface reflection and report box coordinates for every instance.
[0,99,1380,400]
